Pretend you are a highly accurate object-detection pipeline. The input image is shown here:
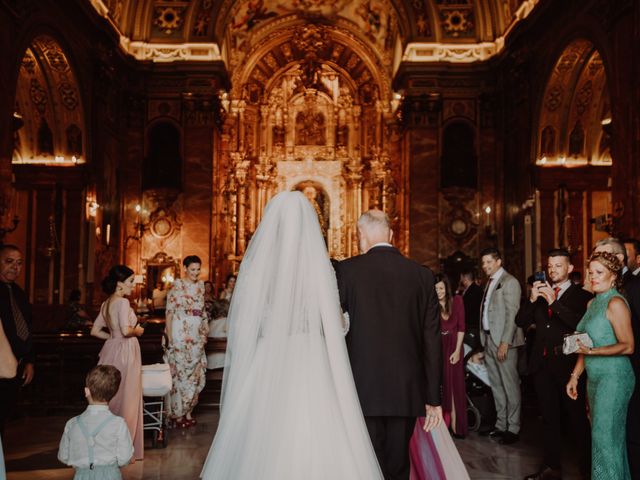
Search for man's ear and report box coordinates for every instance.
[568,264,575,274]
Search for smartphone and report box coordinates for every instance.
[534,271,546,283]
[137,320,148,329]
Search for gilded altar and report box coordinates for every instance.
[214,22,405,265]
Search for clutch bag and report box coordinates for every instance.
[562,332,593,355]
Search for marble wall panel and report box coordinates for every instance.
[409,128,439,268]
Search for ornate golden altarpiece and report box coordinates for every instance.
[214,21,405,266]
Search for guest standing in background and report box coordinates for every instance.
[91,265,144,460]
[567,251,635,480]
[63,289,92,331]
[218,274,236,301]
[479,247,523,445]
[152,282,167,313]
[435,273,468,438]
[164,255,208,428]
[204,281,216,319]
[517,249,592,480]
[593,237,640,478]
[459,269,483,351]
[0,244,34,437]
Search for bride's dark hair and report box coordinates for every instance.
[101,265,134,294]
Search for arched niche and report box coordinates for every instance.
[440,121,477,189]
[13,35,85,165]
[536,39,611,166]
[142,121,182,191]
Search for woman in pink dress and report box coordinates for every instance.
[91,265,145,460]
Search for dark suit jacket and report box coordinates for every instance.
[515,283,592,374]
[622,273,640,373]
[337,246,442,416]
[463,283,482,332]
[0,281,34,363]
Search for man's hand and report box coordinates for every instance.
[422,404,443,432]
[530,281,543,302]
[497,342,509,362]
[536,283,556,305]
[22,362,34,386]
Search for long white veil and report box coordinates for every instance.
[201,191,382,479]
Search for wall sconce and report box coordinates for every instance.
[484,205,496,239]
[126,203,149,245]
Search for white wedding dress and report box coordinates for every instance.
[200,191,382,480]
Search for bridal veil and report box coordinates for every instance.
[200,191,382,479]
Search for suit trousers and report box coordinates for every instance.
[365,416,415,480]
[483,334,521,434]
[627,360,640,480]
[533,358,591,475]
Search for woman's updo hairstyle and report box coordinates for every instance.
[183,255,202,268]
[589,251,624,290]
[101,265,135,295]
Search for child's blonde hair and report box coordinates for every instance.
[86,365,121,402]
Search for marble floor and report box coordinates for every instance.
[4,405,583,479]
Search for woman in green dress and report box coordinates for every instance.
[566,251,635,480]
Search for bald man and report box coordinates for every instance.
[336,210,442,480]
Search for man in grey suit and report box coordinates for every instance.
[479,247,523,444]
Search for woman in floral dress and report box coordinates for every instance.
[164,255,209,428]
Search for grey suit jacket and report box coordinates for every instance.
[480,270,525,348]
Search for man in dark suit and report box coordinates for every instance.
[0,244,35,435]
[516,248,592,480]
[595,237,640,479]
[460,268,483,350]
[337,210,442,480]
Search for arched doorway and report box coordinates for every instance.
[534,38,611,272]
[7,34,87,305]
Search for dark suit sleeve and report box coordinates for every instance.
[422,269,442,406]
[549,289,591,331]
[335,262,348,313]
[515,298,537,329]
[453,295,465,332]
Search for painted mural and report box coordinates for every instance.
[226,0,398,69]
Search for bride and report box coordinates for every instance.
[200,191,383,479]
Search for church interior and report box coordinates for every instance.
[1,0,639,478]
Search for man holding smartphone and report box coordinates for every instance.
[516,248,592,480]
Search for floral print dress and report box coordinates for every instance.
[164,279,209,419]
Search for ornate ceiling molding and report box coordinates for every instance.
[87,0,541,64]
[120,39,222,62]
[402,0,539,64]
[402,41,501,63]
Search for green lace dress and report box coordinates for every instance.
[577,288,635,480]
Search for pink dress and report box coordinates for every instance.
[94,297,144,460]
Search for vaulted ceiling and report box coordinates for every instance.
[91,0,538,66]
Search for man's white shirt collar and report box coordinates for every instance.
[370,242,393,250]
[490,267,505,282]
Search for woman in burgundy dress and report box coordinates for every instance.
[435,273,468,437]
[408,274,470,480]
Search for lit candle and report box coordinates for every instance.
[484,206,492,227]
[106,223,111,246]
